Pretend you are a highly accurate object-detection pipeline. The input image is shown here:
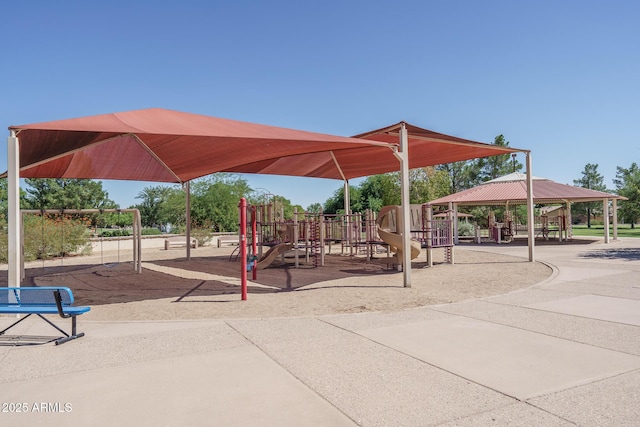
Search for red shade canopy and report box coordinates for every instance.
[9,108,524,183]
[230,122,524,180]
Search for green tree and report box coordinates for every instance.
[0,178,8,223]
[0,178,26,258]
[133,185,178,228]
[322,169,451,215]
[159,186,188,228]
[410,167,451,203]
[358,174,400,212]
[134,174,253,231]
[473,135,522,184]
[266,195,302,220]
[23,178,117,210]
[22,179,119,229]
[246,188,301,218]
[437,161,474,193]
[190,174,251,231]
[323,185,361,214]
[0,179,6,221]
[613,163,640,228]
[306,202,323,213]
[573,163,607,228]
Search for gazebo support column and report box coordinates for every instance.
[526,152,535,262]
[603,198,610,243]
[564,199,572,241]
[557,203,563,243]
[613,199,618,240]
[453,203,459,245]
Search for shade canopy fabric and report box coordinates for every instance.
[8,108,523,183]
[233,121,523,180]
[429,172,625,206]
[9,108,397,183]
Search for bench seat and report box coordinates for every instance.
[0,305,90,315]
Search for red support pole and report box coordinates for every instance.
[251,206,258,281]
[239,198,248,301]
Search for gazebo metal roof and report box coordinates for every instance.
[429,172,625,206]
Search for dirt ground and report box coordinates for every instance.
[0,242,556,320]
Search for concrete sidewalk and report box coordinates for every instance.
[1,238,639,426]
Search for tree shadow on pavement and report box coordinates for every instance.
[579,248,640,261]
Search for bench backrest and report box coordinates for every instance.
[0,287,74,307]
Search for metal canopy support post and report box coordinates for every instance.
[8,131,21,287]
[343,179,351,254]
[293,207,299,269]
[239,198,248,301]
[134,208,142,273]
[185,181,191,260]
[525,152,535,262]
[398,123,412,287]
[343,180,350,215]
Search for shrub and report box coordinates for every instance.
[21,214,92,262]
[99,229,131,238]
[141,228,162,235]
[190,226,214,247]
[457,222,476,237]
[0,229,7,264]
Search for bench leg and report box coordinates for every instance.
[54,316,86,345]
[55,332,85,345]
[0,313,34,335]
[36,313,72,337]
[1,314,85,346]
[36,314,86,345]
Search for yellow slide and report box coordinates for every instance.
[256,243,292,269]
[376,206,421,262]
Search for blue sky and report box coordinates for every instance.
[1,1,638,209]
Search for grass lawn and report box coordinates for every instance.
[572,224,640,238]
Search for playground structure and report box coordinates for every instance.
[533,206,571,241]
[375,205,421,266]
[376,206,422,264]
[472,206,571,244]
[234,199,328,271]
[420,205,455,266]
[235,200,455,272]
[19,209,143,279]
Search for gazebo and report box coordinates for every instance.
[6,108,530,288]
[428,172,626,243]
